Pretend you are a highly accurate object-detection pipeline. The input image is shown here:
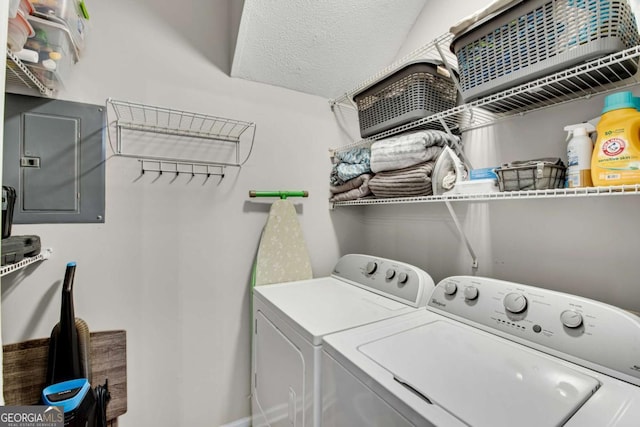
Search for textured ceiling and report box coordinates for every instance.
[231,0,428,99]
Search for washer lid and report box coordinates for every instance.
[359,320,601,427]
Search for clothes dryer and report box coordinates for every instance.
[322,276,640,427]
[251,254,434,427]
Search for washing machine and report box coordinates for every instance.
[322,275,640,427]
[251,254,435,427]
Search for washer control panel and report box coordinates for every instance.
[428,276,640,386]
[331,254,435,308]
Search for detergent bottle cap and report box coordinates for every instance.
[573,127,588,137]
[602,91,637,113]
[564,123,596,141]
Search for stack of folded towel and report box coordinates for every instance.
[368,130,462,198]
[330,147,373,202]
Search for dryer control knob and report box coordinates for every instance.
[464,286,479,300]
[444,282,457,295]
[385,269,396,280]
[398,272,409,284]
[365,261,378,274]
[504,293,528,313]
[560,310,583,328]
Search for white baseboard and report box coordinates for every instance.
[220,416,252,427]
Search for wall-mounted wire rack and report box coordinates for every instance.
[328,33,640,204]
[330,33,640,152]
[249,190,309,199]
[5,49,54,97]
[106,98,257,175]
[0,248,53,277]
[329,31,640,269]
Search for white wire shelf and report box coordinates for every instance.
[108,99,255,143]
[330,33,640,152]
[0,248,53,277]
[106,98,257,170]
[5,49,54,97]
[331,185,640,207]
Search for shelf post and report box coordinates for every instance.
[444,200,478,270]
[435,40,464,96]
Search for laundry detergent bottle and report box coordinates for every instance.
[565,123,596,188]
[591,91,640,186]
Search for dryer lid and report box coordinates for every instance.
[359,320,600,427]
[255,277,413,345]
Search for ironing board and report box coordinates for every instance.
[253,199,312,286]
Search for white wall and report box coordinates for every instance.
[1,1,359,425]
[357,0,640,313]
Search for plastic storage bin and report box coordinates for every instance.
[9,0,34,18]
[30,0,88,54]
[496,162,566,191]
[23,15,78,90]
[352,60,459,138]
[7,9,35,51]
[451,0,640,103]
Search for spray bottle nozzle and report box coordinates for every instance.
[564,123,596,141]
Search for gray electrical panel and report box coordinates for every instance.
[3,94,106,223]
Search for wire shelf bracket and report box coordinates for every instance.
[331,185,640,270]
[6,49,54,97]
[445,200,478,270]
[106,98,257,174]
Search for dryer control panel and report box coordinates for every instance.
[428,276,640,387]
[331,254,435,308]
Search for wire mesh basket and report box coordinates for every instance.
[353,60,459,138]
[496,162,567,191]
[451,0,640,103]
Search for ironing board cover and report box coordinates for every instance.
[254,199,312,286]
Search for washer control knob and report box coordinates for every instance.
[464,286,479,300]
[504,293,528,313]
[443,282,457,295]
[385,269,396,280]
[365,261,378,274]
[560,310,583,328]
[398,272,409,284]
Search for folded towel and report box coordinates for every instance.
[370,130,460,173]
[332,163,371,185]
[369,161,436,198]
[330,186,372,202]
[330,147,372,186]
[330,173,372,194]
[334,147,371,165]
[330,174,373,202]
